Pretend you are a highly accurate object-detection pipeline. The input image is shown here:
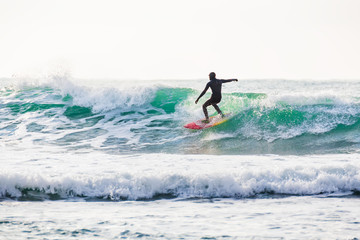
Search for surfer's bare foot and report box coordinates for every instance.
[221,114,225,118]
[202,119,210,123]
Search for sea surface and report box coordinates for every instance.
[0,76,360,239]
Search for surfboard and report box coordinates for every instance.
[184,113,231,130]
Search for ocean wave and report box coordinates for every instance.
[1,78,360,154]
[1,165,359,201]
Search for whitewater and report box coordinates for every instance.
[1,76,360,239]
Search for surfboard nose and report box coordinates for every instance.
[184,122,202,129]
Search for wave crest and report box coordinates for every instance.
[1,165,359,201]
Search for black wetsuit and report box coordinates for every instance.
[196,78,236,120]
[204,78,232,103]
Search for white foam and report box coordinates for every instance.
[1,165,359,200]
[202,133,235,141]
[1,152,359,200]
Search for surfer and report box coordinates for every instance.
[195,72,238,123]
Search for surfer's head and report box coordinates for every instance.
[209,72,216,80]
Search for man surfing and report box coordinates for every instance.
[195,72,238,123]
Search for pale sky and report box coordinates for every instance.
[1,0,360,80]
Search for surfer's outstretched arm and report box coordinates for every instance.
[195,83,210,104]
[220,79,238,83]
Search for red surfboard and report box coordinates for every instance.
[184,114,231,130]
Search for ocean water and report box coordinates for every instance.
[1,76,360,239]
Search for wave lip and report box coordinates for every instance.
[1,166,359,201]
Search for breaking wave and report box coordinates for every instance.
[1,77,360,155]
[1,164,359,201]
